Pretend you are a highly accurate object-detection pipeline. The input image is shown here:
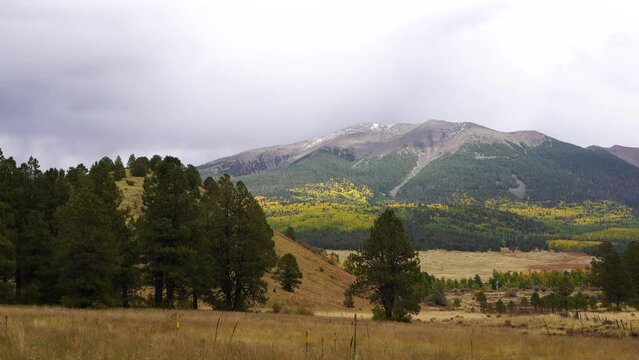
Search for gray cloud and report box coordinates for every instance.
[1,0,638,169]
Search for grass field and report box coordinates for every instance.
[332,250,593,280]
[265,232,367,311]
[0,306,637,360]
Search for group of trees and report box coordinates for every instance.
[0,148,286,310]
[347,209,639,322]
[591,241,639,309]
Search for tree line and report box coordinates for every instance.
[0,148,290,309]
[345,210,639,322]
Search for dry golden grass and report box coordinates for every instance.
[332,249,593,280]
[0,306,637,360]
[265,232,367,311]
[116,171,145,219]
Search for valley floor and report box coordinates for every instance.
[0,306,637,360]
[331,250,593,280]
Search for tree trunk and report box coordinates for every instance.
[15,263,21,299]
[166,279,175,307]
[122,282,130,308]
[192,289,198,310]
[154,274,163,308]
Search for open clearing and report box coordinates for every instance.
[331,250,593,280]
[1,306,637,360]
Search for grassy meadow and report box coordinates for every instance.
[332,249,593,280]
[1,306,638,360]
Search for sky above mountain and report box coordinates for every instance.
[1,0,638,169]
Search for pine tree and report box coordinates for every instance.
[55,161,128,308]
[348,209,421,321]
[274,253,303,292]
[476,291,488,312]
[137,156,201,308]
[0,235,15,302]
[127,154,136,168]
[551,271,574,311]
[284,227,296,241]
[130,157,149,177]
[0,149,17,302]
[623,241,639,296]
[203,175,276,311]
[592,242,635,309]
[113,156,126,181]
[149,155,163,172]
[55,185,121,308]
[530,292,542,312]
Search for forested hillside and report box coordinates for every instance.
[200,121,639,207]
[0,148,347,310]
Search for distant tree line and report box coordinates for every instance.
[0,148,279,310]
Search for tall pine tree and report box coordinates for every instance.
[623,241,639,297]
[137,156,201,308]
[202,175,276,311]
[348,209,421,321]
[55,161,131,308]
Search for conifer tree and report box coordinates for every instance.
[274,253,303,292]
[284,226,296,241]
[137,156,201,308]
[592,242,635,309]
[203,175,276,311]
[149,155,163,172]
[55,186,121,308]
[348,209,421,321]
[623,241,639,296]
[127,154,136,168]
[113,156,126,181]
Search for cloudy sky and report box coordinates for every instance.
[1,0,638,169]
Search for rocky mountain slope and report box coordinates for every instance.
[599,145,639,168]
[198,120,639,207]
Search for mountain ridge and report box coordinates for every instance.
[199,120,550,178]
[598,145,639,168]
[198,120,639,207]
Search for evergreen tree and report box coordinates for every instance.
[137,156,201,308]
[550,271,574,311]
[99,156,114,169]
[348,209,421,321]
[131,157,149,177]
[149,155,163,172]
[623,241,639,296]
[474,274,483,287]
[530,292,542,312]
[66,164,88,189]
[592,242,635,309]
[127,154,136,168]
[55,185,121,308]
[55,161,129,308]
[476,291,488,312]
[203,175,276,311]
[10,159,70,304]
[284,226,296,241]
[113,156,126,181]
[274,253,303,292]
[0,149,17,302]
[0,235,15,302]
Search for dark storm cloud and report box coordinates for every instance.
[0,0,638,169]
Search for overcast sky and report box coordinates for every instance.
[1,0,638,169]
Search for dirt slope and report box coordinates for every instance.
[265,232,364,311]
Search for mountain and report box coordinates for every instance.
[599,145,639,168]
[199,120,639,207]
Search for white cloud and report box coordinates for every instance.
[0,0,638,168]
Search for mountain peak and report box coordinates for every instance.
[198,120,550,178]
[601,145,639,168]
